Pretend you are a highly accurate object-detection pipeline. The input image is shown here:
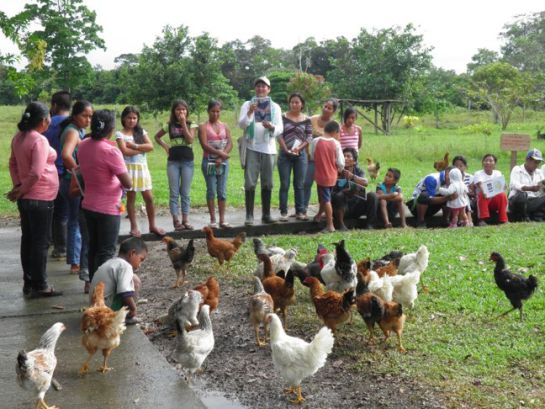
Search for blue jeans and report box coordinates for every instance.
[60,177,81,265]
[303,161,315,213]
[167,160,194,216]
[84,209,120,281]
[201,160,229,201]
[18,199,54,291]
[78,209,89,281]
[278,150,307,215]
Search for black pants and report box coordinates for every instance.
[84,209,120,282]
[332,191,378,226]
[18,199,54,291]
[508,192,545,220]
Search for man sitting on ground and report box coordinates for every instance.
[508,148,545,221]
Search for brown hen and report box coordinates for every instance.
[193,276,220,312]
[202,226,245,266]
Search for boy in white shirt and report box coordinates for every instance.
[89,237,147,325]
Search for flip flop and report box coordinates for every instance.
[174,222,186,231]
[182,222,194,231]
[30,287,63,298]
[220,222,233,229]
[209,222,219,229]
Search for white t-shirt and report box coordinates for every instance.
[473,169,503,195]
[89,257,135,309]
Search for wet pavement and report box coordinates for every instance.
[0,224,208,408]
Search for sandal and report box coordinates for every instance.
[219,222,233,229]
[182,222,194,231]
[174,222,186,231]
[149,227,166,237]
[129,230,142,238]
[209,222,218,229]
[30,287,63,298]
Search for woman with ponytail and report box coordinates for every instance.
[78,110,132,282]
[8,102,62,297]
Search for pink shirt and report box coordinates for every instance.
[310,136,344,187]
[9,130,59,201]
[339,125,361,150]
[78,138,128,215]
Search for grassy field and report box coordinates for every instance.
[1,105,545,216]
[218,223,545,408]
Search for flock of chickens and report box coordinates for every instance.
[16,225,539,407]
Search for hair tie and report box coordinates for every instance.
[23,112,31,119]
[98,120,105,130]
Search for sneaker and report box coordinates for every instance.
[262,215,278,224]
[477,220,487,227]
[279,214,289,222]
[125,316,141,325]
[296,213,309,221]
[416,222,427,229]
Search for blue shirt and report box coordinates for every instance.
[43,115,68,175]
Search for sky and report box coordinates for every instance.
[1,0,544,73]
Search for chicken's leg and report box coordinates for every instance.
[395,329,406,353]
[283,386,296,395]
[38,399,59,409]
[498,307,516,319]
[98,349,113,373]
[171,269,186,288]
[79,351,96,375]
[288,385,305,404]
[254,325,266,347]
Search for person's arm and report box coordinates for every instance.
[357,125,362,149]
[116,134,140,157]
[238,101,253,129]
[61,129,80,171]
[223,125,233,155]
[198,124,229,160]
[335,140,345,171]
[132,133,154,153]
[121,295,137,317]
[154,127,169,155]
[309,138,318,161]
[291,119,311,155]
[509,167,539,192]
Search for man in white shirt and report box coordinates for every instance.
[509,148,545,221]
[238,76,283,225]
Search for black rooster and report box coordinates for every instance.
[490,252,538,321]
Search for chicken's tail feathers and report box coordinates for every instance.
[416,245,429,272]
[113,307,129,333]
[253,276,265,294]
[91,281,106,307]
[16,350,29,372]
[310,326,335,358]
[370,296,385,319]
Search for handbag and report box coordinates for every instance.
[68,169,85,198]
[238,136,247,169]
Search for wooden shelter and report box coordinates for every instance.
[338,99,404,135]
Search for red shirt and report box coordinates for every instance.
[9,130,59,201]
[311,136,344,187]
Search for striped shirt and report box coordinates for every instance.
[280,116,312,150]
[339,125,361,150]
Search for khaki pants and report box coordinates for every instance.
[244,149,276,191]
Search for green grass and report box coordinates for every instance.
[1,105,545,216]
[215,224,545,408]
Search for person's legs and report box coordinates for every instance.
[202,160,217,224]
[448,208,460,227]
[260,152,277,224]
[526,195,545,220]
[364,192,378,228]
[244,149,260,225]
[277,152,291,217]
[61,178,81,270]
[167,160,182,227]
[51,190,67,257]
[318,187,334,232]
[19,200,54,291]
[293,151,308,216]
[17,200,33,292]
[379,198,390,227]
[84,210,98,282]
[508,191,528,221]
[92,211,120,279]
[331,191,347,229]
[142,190,164,235]
[78,209,89,288]
[303,161,315,215]
[217,161,229,226]
[180,160,194,227]
[126,191,139,236]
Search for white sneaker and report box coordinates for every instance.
[279,214,289,222]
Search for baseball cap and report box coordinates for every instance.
[526,148,543,161]
[254,76,271,87]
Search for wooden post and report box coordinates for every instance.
[374,103,378,134]
[510,151,518,171]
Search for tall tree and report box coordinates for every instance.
[466,48,500,74]
[470,62,531,130]
[501,11,545,73]
[1,0,105,92]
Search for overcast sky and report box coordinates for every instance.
[1,1,543,73]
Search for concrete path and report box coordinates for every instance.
[0,225,206,409]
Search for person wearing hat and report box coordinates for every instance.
[238,76,283,225]
[508,148,545,221]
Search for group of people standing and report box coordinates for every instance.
[9,76,545,298]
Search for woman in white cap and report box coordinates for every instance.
[238,76,283,225]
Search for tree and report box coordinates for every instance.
[501,11,545,73]
[470,62,531,130]
[286,72,332,114]
[329,25,432,100]
[1,0,105,92]
[466,48,499,74]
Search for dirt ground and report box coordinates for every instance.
[137,239,450,409]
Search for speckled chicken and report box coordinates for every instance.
[249,277,274,346]
[16,322,66,409]
[162,236,195,288]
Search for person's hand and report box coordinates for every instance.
[291,146,301,156]
[262,120,274,130]
[343,169,353,180]
[448,192,459,201]
[6,186,21,202]
[529,185,541,192]
[162,145,170,155]
[248,103,257,115]
[177,111,186,123]
[219,152,229,160]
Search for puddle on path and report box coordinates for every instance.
[191,379,247,409]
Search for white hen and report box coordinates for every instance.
[268,313,334,404]
[368,270,394,302]
[320,241,357,292]
[16,322,66,409]
[254,249,298,279]
[398,245,429,275]
[171,304,214,377]
[390,271,421,308]
[166,290,202,329]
